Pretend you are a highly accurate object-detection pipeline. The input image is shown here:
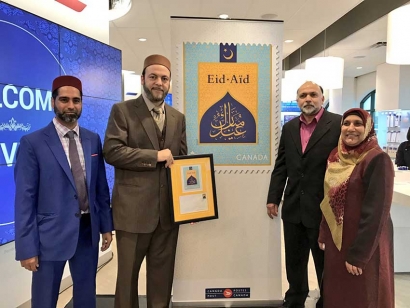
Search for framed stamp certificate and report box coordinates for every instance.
[168,154,218,224]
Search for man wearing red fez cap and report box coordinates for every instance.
[52,75,83,94]
[104,54,187,308]
[51,75,84,127]
[14,75,114,308]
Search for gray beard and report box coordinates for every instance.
[301,105,320,116]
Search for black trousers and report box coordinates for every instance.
[283,221,324,308]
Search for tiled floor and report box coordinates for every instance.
[56,234,410,308]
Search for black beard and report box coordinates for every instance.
[54,106,81,123]
[143,84,168,103]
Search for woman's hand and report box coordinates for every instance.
[318,242,325,250]
[345,261,363,275]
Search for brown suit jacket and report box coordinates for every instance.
[103,96,187,233]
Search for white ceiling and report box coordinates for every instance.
[109,0,390,78]
[327,16,388,77]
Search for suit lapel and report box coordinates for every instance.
[289,118,302,156]
[79,128,91,190]
[304,111,331,155]
[134,97,160,150]
[164,105,176,149]
[44,122,76,190]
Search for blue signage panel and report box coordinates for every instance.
[59,27,122,101]
[0,165,14,245]
[0,2,122,245]
[281,101,300,112]
[0,4,61,88]
[164,93,172,106]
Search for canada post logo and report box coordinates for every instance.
[205,287,250,299]
[55,0,87,12]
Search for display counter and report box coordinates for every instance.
[391,169,410,272]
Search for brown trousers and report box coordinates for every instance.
[114,225,179,308]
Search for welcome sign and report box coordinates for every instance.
[0,2,121,245]
[184,43,272,165]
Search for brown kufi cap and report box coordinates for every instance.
[143,54,171,72]
[52,75,82,93]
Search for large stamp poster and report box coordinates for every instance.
[184,43,273,165]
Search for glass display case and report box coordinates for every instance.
[375,109,410,160]
[281,101,300,127]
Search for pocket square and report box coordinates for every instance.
[91,153,98,157]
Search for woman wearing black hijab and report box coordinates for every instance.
[395,127,410,167]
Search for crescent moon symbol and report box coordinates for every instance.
[223,49,234,60]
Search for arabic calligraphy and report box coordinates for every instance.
[209,102,246,140]
[199,92,256,144]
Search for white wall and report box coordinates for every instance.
[356,65,410,111]
[398,65,410,110]
[375,63,401,111]
[355,71,376,105]
[328,89,343,114]
[341,77,356,112]
[375,63,410,111]
[326,77,357,115]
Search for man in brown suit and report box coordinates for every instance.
[103,54,187,308]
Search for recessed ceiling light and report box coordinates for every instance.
[219,14,229,19]
[261,13,278,19]
[284,40,294,43]
[357,66,363,69]
[139,38,147,42]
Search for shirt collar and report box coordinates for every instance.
[53,117,80,138]
[300,107,324,125]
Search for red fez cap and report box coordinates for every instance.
[143,54,171,72]
[52,75,82,93]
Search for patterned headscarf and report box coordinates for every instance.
[320,108,380,250]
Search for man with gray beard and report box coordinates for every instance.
[103,54,187,308]
[266,81,341,308]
